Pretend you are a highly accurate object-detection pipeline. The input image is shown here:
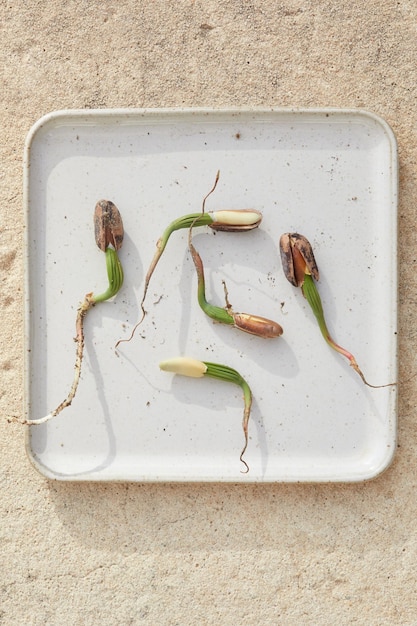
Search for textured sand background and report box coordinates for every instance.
[1,1,417,624]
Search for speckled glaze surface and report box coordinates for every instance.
[25,108,397,482]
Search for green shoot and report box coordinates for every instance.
[9,201,125,426]
[159,356,253,473]
[279,232,396,388]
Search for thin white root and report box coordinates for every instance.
[8,294,94,426]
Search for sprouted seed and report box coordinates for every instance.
[159,356,253,473]
[188,228,283,338]
[115,171,262,348]
[9,201,124,426]
[279,232,396,388]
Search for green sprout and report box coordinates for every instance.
[115,171,263,348]
[188,227,283,338]
[279,232,395,388]
[10,200,124,426]
[159,356,253,473]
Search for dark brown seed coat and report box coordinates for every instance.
[279,232,319,286]
[94,200,124,251]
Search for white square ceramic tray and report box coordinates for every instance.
[24,108,398,482]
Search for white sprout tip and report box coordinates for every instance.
[210,209,262,227]
[159,357,208,378]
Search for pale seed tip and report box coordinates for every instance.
[210,209,262,228]
[159,357,208,378]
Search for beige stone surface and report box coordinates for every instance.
[1,1,416,624]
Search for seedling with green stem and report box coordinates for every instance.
[279,232,396,388]
[188,225,283,338]
[159,356,253,473]
[9,200,124,425]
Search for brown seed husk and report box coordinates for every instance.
[94,200,124,251]
[232,312,283,338]
[290,233,319,281]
